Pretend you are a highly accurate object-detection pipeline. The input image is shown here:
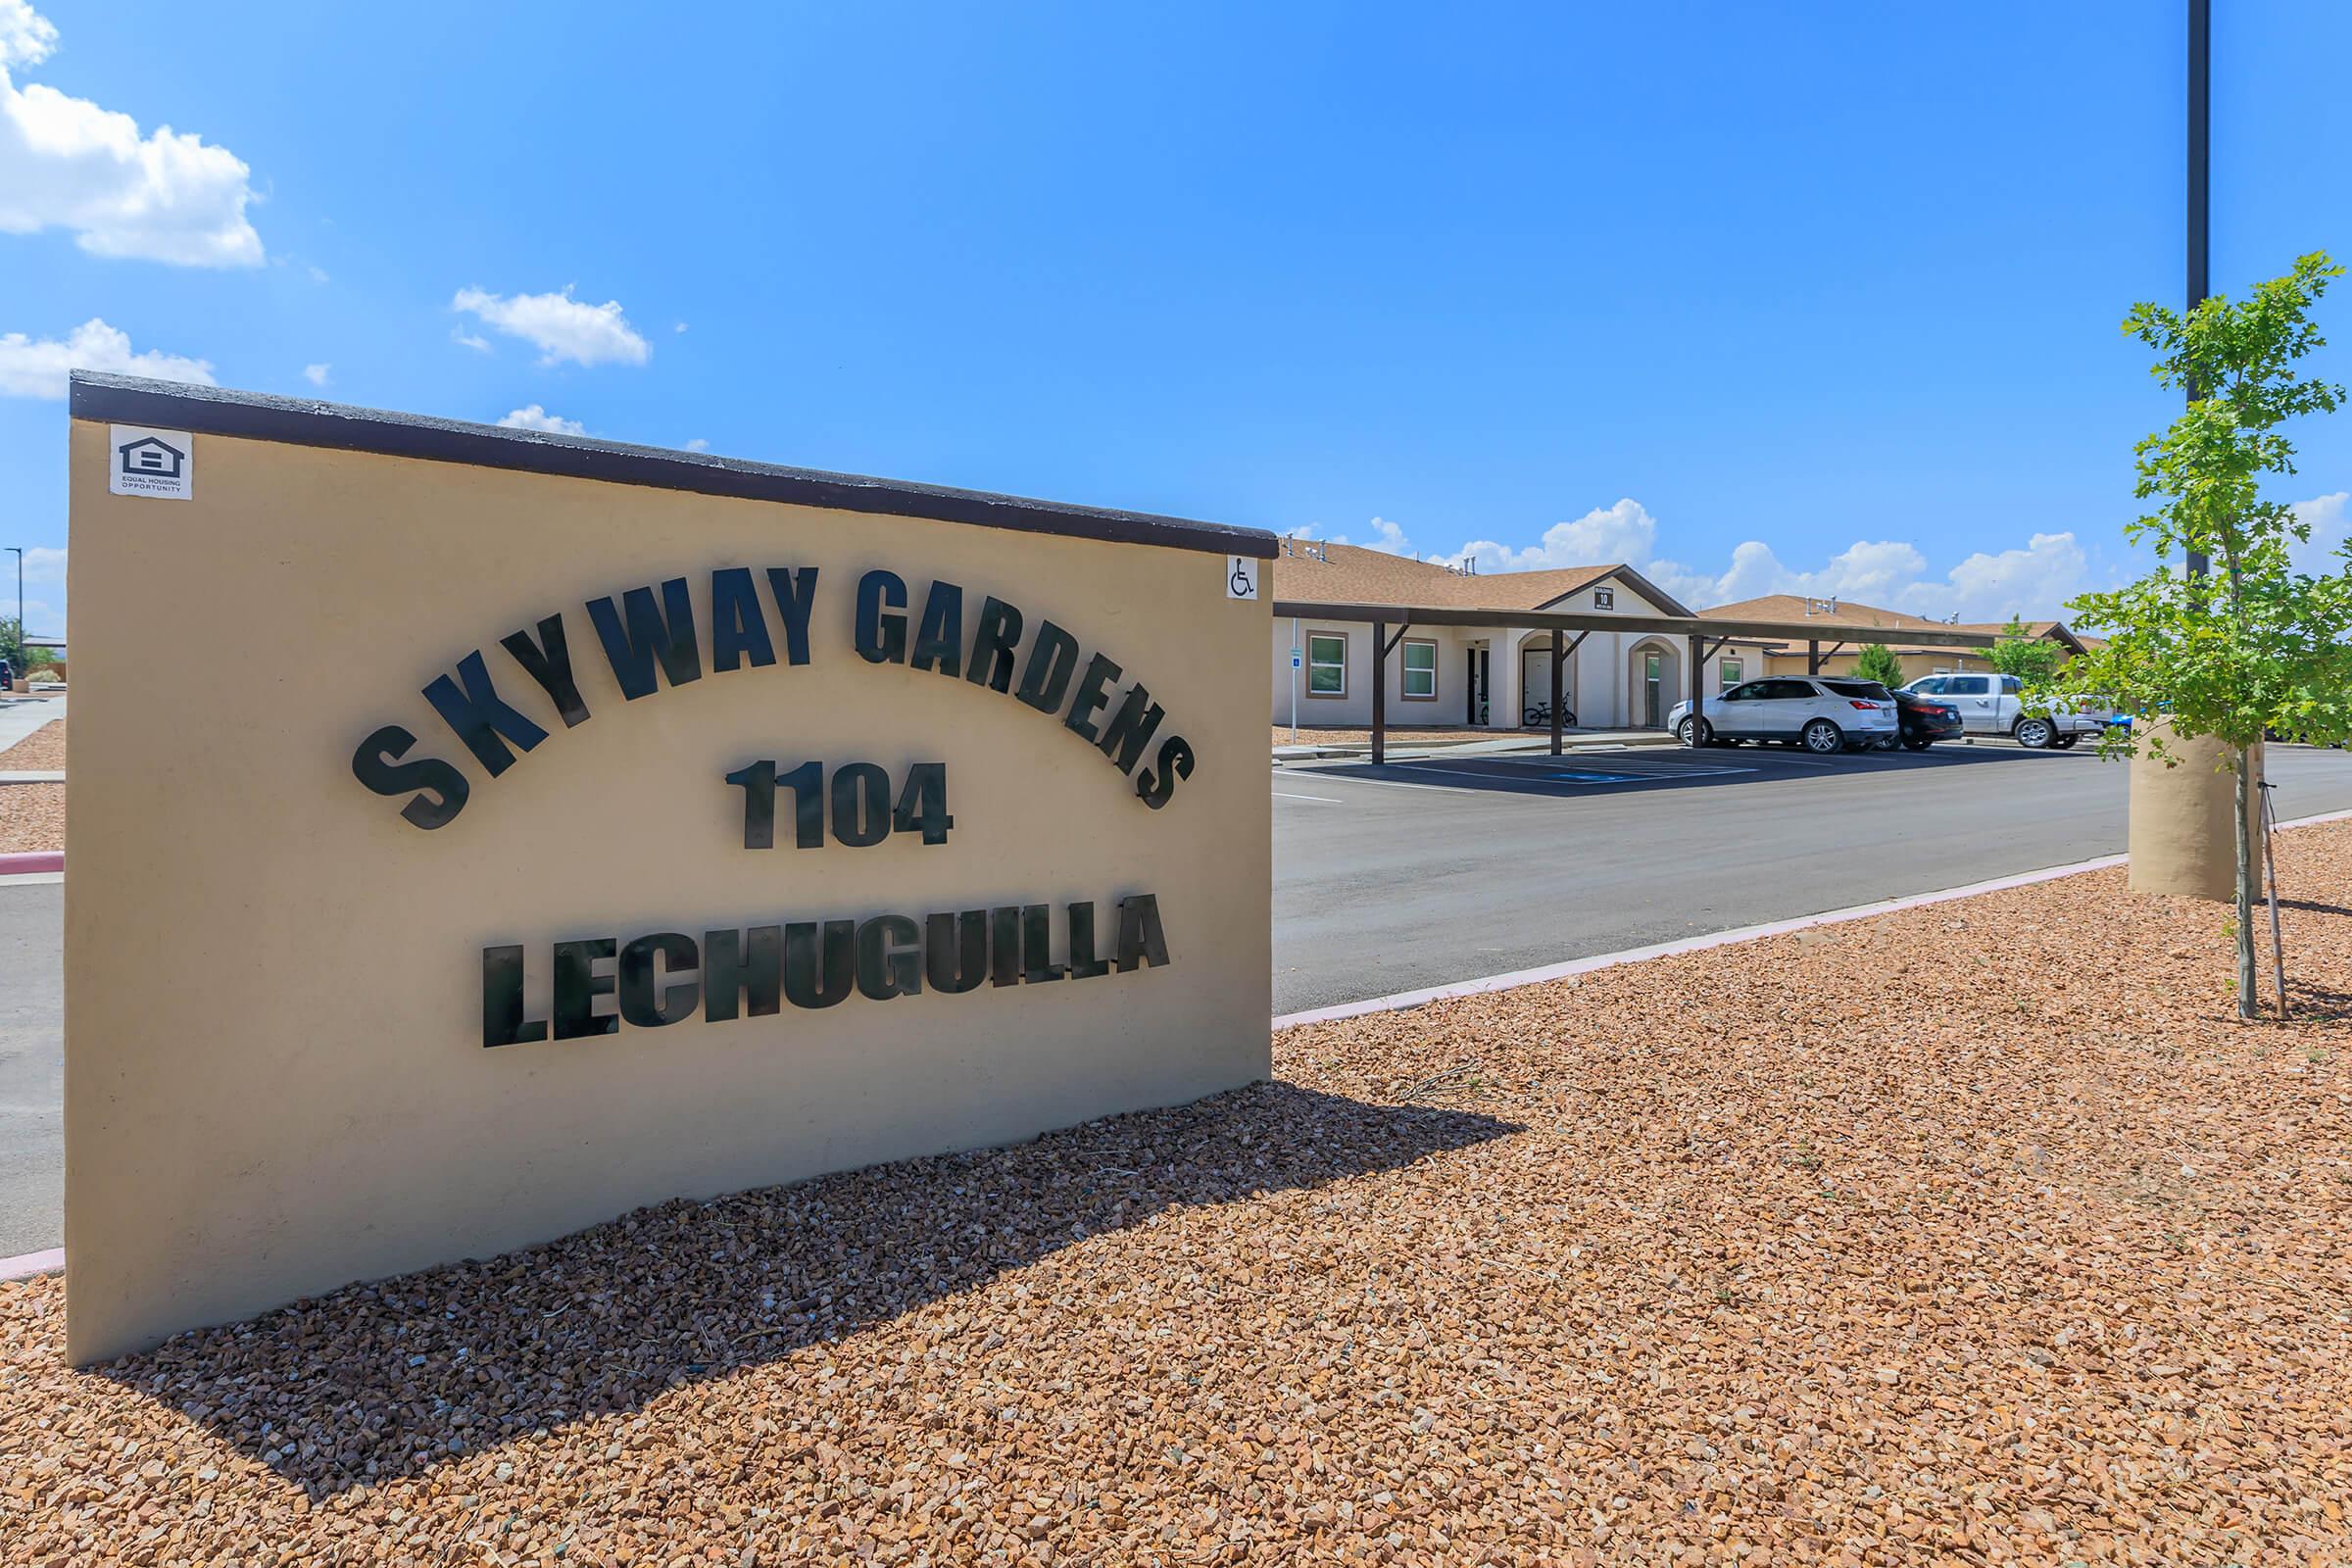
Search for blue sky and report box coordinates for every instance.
[6,0,2351,637]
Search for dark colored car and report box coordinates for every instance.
[1893,688,1963,750]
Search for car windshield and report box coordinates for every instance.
[1822,680,1890,700]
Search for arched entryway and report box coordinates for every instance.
[1515,632,1579,727]
[1627,638,1680,729]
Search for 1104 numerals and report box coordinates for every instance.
[725,760,954,850]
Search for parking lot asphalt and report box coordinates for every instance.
[1273,739,2352,1015]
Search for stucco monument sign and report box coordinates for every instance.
[64,371,1275,1364]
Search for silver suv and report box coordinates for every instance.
[1668,676,1898,753]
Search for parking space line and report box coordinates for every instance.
[1272,791,1345,803]
[1284,771,1525,798]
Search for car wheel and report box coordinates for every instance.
[2014,716,2054,750]
[1801,718,1843,754]
[1903,738,1933,751]
[1677,715,1709,747]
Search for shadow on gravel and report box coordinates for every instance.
[94,1081,1518,1498]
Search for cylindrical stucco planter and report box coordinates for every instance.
[2128,720,2264,901]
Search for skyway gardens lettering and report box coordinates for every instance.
[352,566,1198,827]
[482,895,1170,1047]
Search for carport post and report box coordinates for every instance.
[1688,634,1705,745]
[1371,618,1387,765]
[1808,639,1819,676]
[1549,629,1563,756]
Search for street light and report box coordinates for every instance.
[2185,0,2210,578]
[4,546,20,668]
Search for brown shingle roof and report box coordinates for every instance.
[1266,543,1621,611]
[1698,596,2082,652]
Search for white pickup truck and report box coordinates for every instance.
[1896,673,2107,749]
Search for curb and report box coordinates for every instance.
[0,1248,63,1282]
[0,851,61,875]
[1273,854,2132,1029]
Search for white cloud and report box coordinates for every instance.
[684,437,710,453]
[1455,499,1723,602]
[10,545,66,634]
[673,321,688,334]
[1288,515,1418,557]
[0,5,264,267]
[0,2,57,67]
[451,327,491,353]
[497,404,586,436]
[0,317,214,398]
[1444,496,2094,621]
[302,362,329,387]
[452,286,649,368]
[1895,533,2088,622]
[2290,492,2351,577]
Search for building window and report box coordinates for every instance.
[1401,639,1437,699]
[1719,657,1742,692]
[1592,587,1615,610]
[1306,633,1348,696]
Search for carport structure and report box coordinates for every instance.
[1271,599,2005,762]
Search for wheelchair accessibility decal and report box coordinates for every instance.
[1227,555,1259,600]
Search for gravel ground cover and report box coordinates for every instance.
[0,781,63,853]
[7,826,2352,1564]
[0,716,66,771]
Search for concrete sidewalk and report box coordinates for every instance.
[1275,727,1678,762]
[0,697,63,755]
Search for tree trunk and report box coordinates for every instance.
[2234,748,2258,1020]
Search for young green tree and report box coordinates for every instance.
[2063,251,2352,1018]
[1851,643,1904,687]
[1987,617,2063,686]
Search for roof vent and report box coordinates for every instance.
[1805,595,1838,617]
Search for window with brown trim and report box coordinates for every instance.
[1305,633,1348,697]
[1400,638,1438,700]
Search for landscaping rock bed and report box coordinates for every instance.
[0,780,63,855]
[5,826,2351,1563]
[0,716,67,772]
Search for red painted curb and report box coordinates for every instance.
[0,852,62,875]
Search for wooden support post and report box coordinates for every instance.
[1371,618,1386,766]
[1549,629,1564,756]
[1688,634,1705,746]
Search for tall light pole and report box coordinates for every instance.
[2185,0,2211,578]
[4,546,21,666]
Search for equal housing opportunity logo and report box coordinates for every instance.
[107,424,193,499]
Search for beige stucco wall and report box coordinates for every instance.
[65,418,1272,1364]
